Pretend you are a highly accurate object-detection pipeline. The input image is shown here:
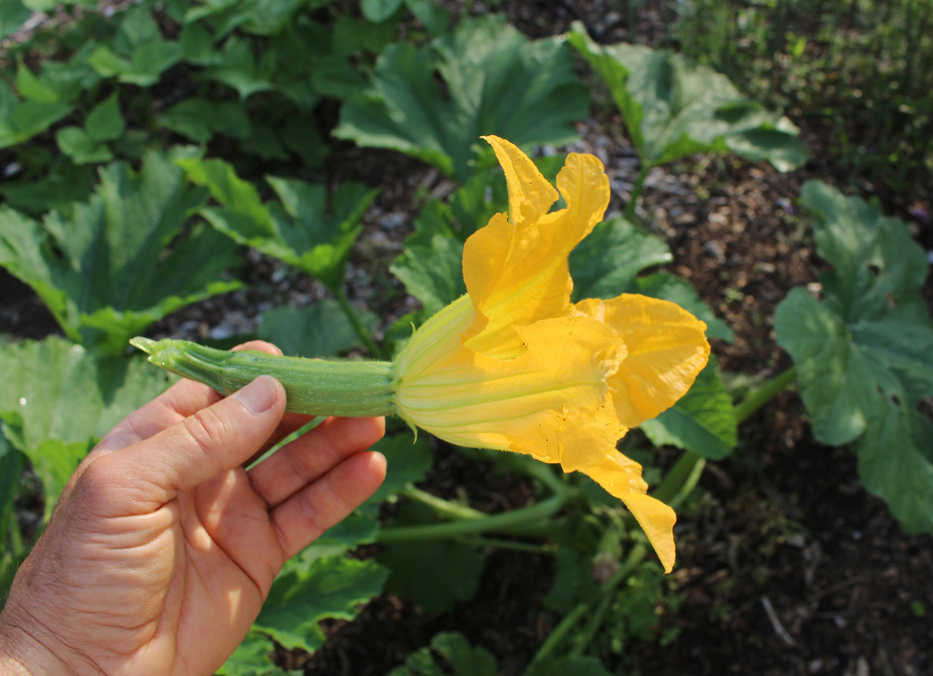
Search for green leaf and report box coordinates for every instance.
[257,300,378,357]
[158,98,251,144]
[567,23,807,171]
[88,7,182,87]
[774,181,933,532]
[179,157,378,291]
[0,435,23,536]
[56,126,113,164]
[361,433,434,519]
[1,2,31,42]
[220,631,298,675]
[0,81,73,150]
[203,36,276,99]
[336,15,588,180]
[254,553,388,653]
[405,0,450,35]
[378,528,485,614]
[641,355,737,460]
[185,0,316,37]
[526,656,611,676]
[16,60,61,103]
[570,216,672,301]
[0,337,173,516]
[0,163,96,215]
[389,632,497,676]
[362,0,404,22]
[85,93,125,142]
[390,200,465,314]
[0,150,242,354]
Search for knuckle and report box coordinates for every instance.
[182,407,230,455]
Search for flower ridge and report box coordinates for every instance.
[394,136,710,572]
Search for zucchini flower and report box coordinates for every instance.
[392,136,709,572]
[132,136,709,572]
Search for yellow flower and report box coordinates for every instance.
[393,136,710,572]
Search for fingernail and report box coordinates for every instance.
[235,375,278,414]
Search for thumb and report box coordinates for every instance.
[114,375,286,508]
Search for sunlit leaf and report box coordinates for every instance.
[220,631,297,675]
[336,15,587,180]
[254,552,388,653]
[0,150,242,354]
[775,181,933,532]
[56,126,113,164]
[568,22,807,171]
[257,300,378,357]
[0,337,173,516]
[179,157,378,291]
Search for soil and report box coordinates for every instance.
[2,2,932,675]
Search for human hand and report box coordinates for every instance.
[0,341,386,676]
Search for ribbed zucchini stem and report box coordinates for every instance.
[130,337,397,418]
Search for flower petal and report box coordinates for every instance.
[576,294,710,427]
[463,138,610,357]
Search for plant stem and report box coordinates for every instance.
[400,486,486,520]
[569,543,647,658]
[733,366,797,424]
[531,543,647,665]
[376,492,569,542]
[453,535,557,554]
[334,287,385,359]
[623,165,651,220]
[651,450,703,506]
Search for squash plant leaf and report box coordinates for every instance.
[0,337,173,517]
[179,157,378,291]
[0,150,242,355]
[257,300,378,357]
[254,552,388,653]
[641,355,737,460]
[567,22,807,171]
[1,2,31,41]
[335,15,588,180]
[220,631,297,675]
[0,80,73,150]
[775,181,933,533]
[88,6,183,87]
[389,632,497,676]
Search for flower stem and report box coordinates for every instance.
[334,287,385,359]
[651,450,705,507]
[376,491,569,542]
[453,535,557,554]
[400,486,486,520]
[733,366,797,424]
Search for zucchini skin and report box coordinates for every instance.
[131,337,397,417]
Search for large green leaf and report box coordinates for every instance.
[0,337,174,516]
[254,552,388,653]
[567,23,807,171]
[185,0,319,36]
[179,157,377,291]
[0,150,242,354]
[257,300,378,357]
[640,356,737,460]
[335,15,588,180]
[570,216,672,301]
[389,632,497,676]
[774,181,933,532]
[219,631,297,675]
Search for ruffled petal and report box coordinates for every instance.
[575,294,710,427]
[463,138,611,357]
